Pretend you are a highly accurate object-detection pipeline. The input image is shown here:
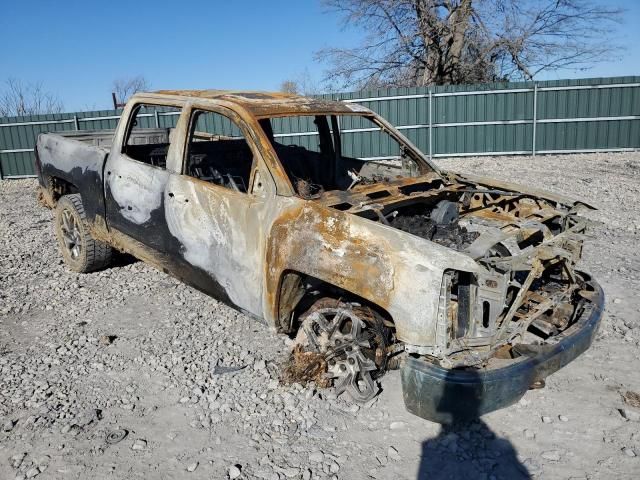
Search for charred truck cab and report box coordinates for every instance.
[35,90,604,423]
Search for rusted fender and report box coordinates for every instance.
[265,199,480,347]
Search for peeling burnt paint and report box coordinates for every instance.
[107,158,167,224]
[153,90,373,118]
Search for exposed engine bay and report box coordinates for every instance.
[387,200,480,251]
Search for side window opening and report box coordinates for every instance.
[122,104,181,168]
[184,110,254,193]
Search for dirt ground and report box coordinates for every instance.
[1,152,639,480]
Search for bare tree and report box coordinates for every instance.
[280,80,300,94]
[280,69,329,96]
[317,0,623,88]
[112,75,151,106]
[0,78,64,117]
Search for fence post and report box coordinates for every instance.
[532,84,538,157]
[154,111,160,128]
[73,115,80,131]
[428,89,433,161]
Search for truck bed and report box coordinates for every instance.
[55,128,171,150]
[35,128,171,224]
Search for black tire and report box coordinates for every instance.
[54,194,112,273]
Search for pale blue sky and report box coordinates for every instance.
[1,0,638,111]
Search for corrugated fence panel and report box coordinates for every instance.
[1,76,639,178]
[0,109,120,177]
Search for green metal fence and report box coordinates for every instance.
[1,76,639,178]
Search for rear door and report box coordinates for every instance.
[104,102,182,253]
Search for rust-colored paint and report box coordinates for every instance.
[265,201,396,321]
[153,90,366,118]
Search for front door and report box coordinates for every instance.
[162,106,274,317]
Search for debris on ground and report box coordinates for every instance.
[281,345,331,388]
[106,429,128,445]
[622,390,640,408]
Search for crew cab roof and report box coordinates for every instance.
[144,90,372,118]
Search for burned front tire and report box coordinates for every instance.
[55,194,112,273]
[293,298,391,402]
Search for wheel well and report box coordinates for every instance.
[276,270,395,334]
[46,176,79,204]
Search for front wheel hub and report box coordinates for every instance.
[295,304,388,403]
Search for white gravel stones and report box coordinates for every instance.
[389,421,406,430]
[619,408,640,422]
[131,439,147,450]
[558,415,569,422]
[10,453,27,469]
[279,466,300,477]
[25,467,40,479]
[228,464,242,479]
[541,450,562,461]
[308,450,324,463]
[2,419,15,432]
[186,461,199,472]
[1,152,640,479]
[387,445,401,461]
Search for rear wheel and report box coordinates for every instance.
[55,194,112,272]
[293,298,391,402]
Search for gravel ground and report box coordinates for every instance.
[1,152,639,480]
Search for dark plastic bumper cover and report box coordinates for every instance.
[401,276,604,424]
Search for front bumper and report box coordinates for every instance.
[400,274,604,424]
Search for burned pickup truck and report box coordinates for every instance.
[35,90,603,423]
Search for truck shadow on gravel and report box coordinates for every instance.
[110,251,139,268]
[417,370,531,479]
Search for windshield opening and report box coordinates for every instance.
[258,114,431,198]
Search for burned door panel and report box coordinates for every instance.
[104,104,180,252]
[163,175,267,316]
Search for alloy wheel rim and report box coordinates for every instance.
[60,208,82,259]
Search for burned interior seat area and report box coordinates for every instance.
[185,109,255,192]
[259,114,422,199]
[186,139,253,192]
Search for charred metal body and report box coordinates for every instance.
[35,90,603,423]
